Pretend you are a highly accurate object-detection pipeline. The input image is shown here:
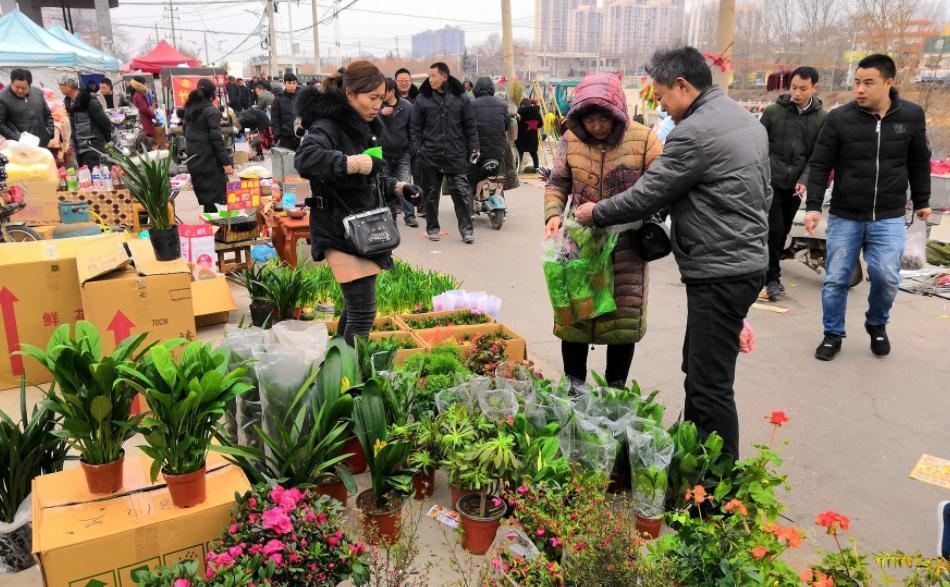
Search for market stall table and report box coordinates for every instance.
[272,214,310,268]
[215,237,266,274]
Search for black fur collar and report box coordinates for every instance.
[296,87,383,138]
[419,75,464,98]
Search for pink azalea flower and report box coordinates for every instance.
[249,544,262,555]
[248,497,257,508]
[268,553,283,566]
[306,511,316,522]
[289,553,300,564]
[262,539,285,555]
[228,524,239,534]
[492,497,503,508]
[349,542,366,555]
[228,545,244,558]
[536,528,545,537]
[173,580,192,587]
[315,513,328,525]
[516,485,529,495]
[214,553,234,567]
[261,508,294,535]
[550,537,562,548]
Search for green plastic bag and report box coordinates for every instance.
[566,258,595,320]
[543,261,574,325]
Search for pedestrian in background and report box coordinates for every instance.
[410,62,479,243]
[254,84,275,111]
[394,68,419,103]
[0,68,54,147]
[805,54,931,361]
[468,77,509,194]
[184,78,233,213]
[129,76,157,145]
[379,78,417,227]
[759,66,827,301]
[97,78,129,110]
[575,47,772,460]
[58,75,112,168]
[516,98,543,172]
[271,72,300,150]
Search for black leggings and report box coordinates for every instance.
[336,275,377,345]
[561,341,636,387]
[519,149,539,169]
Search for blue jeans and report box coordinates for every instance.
[822,214,905,337]
[382,154,416,219]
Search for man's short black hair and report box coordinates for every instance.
[254,83,266,91]
[646,47,712,91]
[283,72,298,83]
[385,78,397,93]
[856,54,896,80]
[101,77,114,89]
[395,67,412,78]
[791,66,819,85]
[429,62,450,77]
[10,68,32,85]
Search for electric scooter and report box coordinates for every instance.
[471,159,508,230]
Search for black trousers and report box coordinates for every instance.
[419,165,473,237]
[682,274,763,459]
[518,149,539,169]
[336,274,377,345]
[766,187,801,283]
[561,341,636,388]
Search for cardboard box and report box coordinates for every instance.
[10,179,61,226]
[233,151,250,164]
[78,238,196,354]
[0,235,113,389]
[178,224,218,271]
[396,309,495,331]
[414,323,527,361]
[32,454,249,587]
[192,277,237,328]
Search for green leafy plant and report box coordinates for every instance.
[456,432,519,518]
[504,413,569,487]
[310,260,460,315]
[404,310,492,329]
[398,344,472,419]
[873,551,950,586]
[665,420,731,510]
[233,263,273,305]
[392,419,439,475]
[0,379,68,523]
[119,340,254,480]
[465,332,509,377]
[19,322,152,466]
[106,144,176,230]
[352,387,413,509]
[258,261,321,322]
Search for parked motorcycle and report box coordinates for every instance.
[471,159,508,230]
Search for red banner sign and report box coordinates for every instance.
[170,76,208,108]
[226,178,262,210]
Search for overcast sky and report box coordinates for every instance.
[110,0,535,68]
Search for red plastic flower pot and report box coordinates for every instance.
[356,489,404,545]
[450,485,469,510]
[635,512,663,539]
[314,475,348,506]
[412,470,435,500]
[457,493,507,555]
[343,438,367,474]
[81,453,125,495]
[163,465,207,508]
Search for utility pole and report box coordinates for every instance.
[311,0,320,74]
[712,0,735,93]
[154,23,159,49]
[166,0,177,48]
[267,0,277,78]
[501,0,515,83]
[203,30,210,65]
[288,1,296,74]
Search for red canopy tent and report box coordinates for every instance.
[127,40,200,74]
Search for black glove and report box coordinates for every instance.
[402,183,422,204]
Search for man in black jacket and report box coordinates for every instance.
[806,54,931,361]
[271,73,300,150]
[394,68,419,103]
[0,68,54,147]
[380,78,417,227]
[468,77,509,199]
[410,62,479,243]
[58,75,113,168]
[759,66,827,301]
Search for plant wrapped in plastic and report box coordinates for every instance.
[494,360,540,407]
[19,322,151,467]
[397,344,472,419]
[524,378,574,430]
[627,419,675,518]
[434,376,491,414]
[484,525,564,586]
[352,386,413,509]
[556,411,619,476]
[542,217,618,326]
[218,324,268,447]
[251,342,315,456]
[0,379,68,573]
[119,340,253,480]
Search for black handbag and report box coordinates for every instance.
[340,177,400,256]
[635,216,672,262]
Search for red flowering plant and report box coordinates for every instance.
[208,482,369,586]
[465,333,509,377]
[484,547,565,586]
[804,510,874,586]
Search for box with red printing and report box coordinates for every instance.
[178,224,217,271]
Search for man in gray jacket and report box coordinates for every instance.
[576,47,771,459]
[0,68,54,147]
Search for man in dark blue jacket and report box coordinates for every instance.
[380,78,417,227]
[805,54,932,361]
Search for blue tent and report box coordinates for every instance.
[45,24,121,71]
[0,10,104,70]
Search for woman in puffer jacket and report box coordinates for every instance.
[543,73,662,389]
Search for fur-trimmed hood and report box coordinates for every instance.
[295,87,383,139]
[129,79,149,94]
[565,73,629,146]
[419,75,465,98]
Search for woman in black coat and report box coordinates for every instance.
[516,98,543,171]
[184,78,232,213]
[294,61,421,344]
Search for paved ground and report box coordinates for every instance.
[2,175,948,585]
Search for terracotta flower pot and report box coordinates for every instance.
[81,453,125,494]
[314,475,348,506]
[163,465,207,508]
[356,489,404,544]
[457,493,507,555]
[450,485,468,510]
[343,438,367,474]
[412,470,435,500]
[635,512,663,539]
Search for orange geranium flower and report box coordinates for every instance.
[812,570,835,586]
[815,510,850,535]
[723,499,748,516]
[750,546,768,560]
[767,410,789,426]
[684,484,709,505]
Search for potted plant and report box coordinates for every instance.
[316,338,365,474]
[455,432,518,555]
[106,145,179,260]
[119,341,253,507]
[235,264,276,328]
[436,403,480,507]
[258,261,320,324]
[351,386,413,544]
[391,419,439,500]
[627,422,675,539]
[0,379,68,573]
[20,322,150,494]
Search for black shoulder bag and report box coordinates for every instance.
[634,143,672,261]
[340,175,400,256]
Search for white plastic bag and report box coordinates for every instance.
[0,497,34,573]
[272,320,329,366]
[478,388,519,422]
[252,343,313,453]
[219,325,270,446]
[901,217,928,270]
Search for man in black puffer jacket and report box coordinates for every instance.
[410,62,479,243]
[58,75,113,168]
[805,54,932,362]
[271,73,300,150]
[468,77,510,196]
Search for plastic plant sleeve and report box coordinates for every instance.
[627,420,675,518]
[219,325,269,448]
[556,411,619,474]
[478,388,519,422]
[486,523,543,584]
[271,320,329,366]
[0,497,33,573]
[435,385,476,414]
[251,343,314,457]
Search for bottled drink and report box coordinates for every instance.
[91,166,102,190]
[101,165,114,191]
[66,167,79,191]
[58,167,67,191]
[78,166,92,189]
